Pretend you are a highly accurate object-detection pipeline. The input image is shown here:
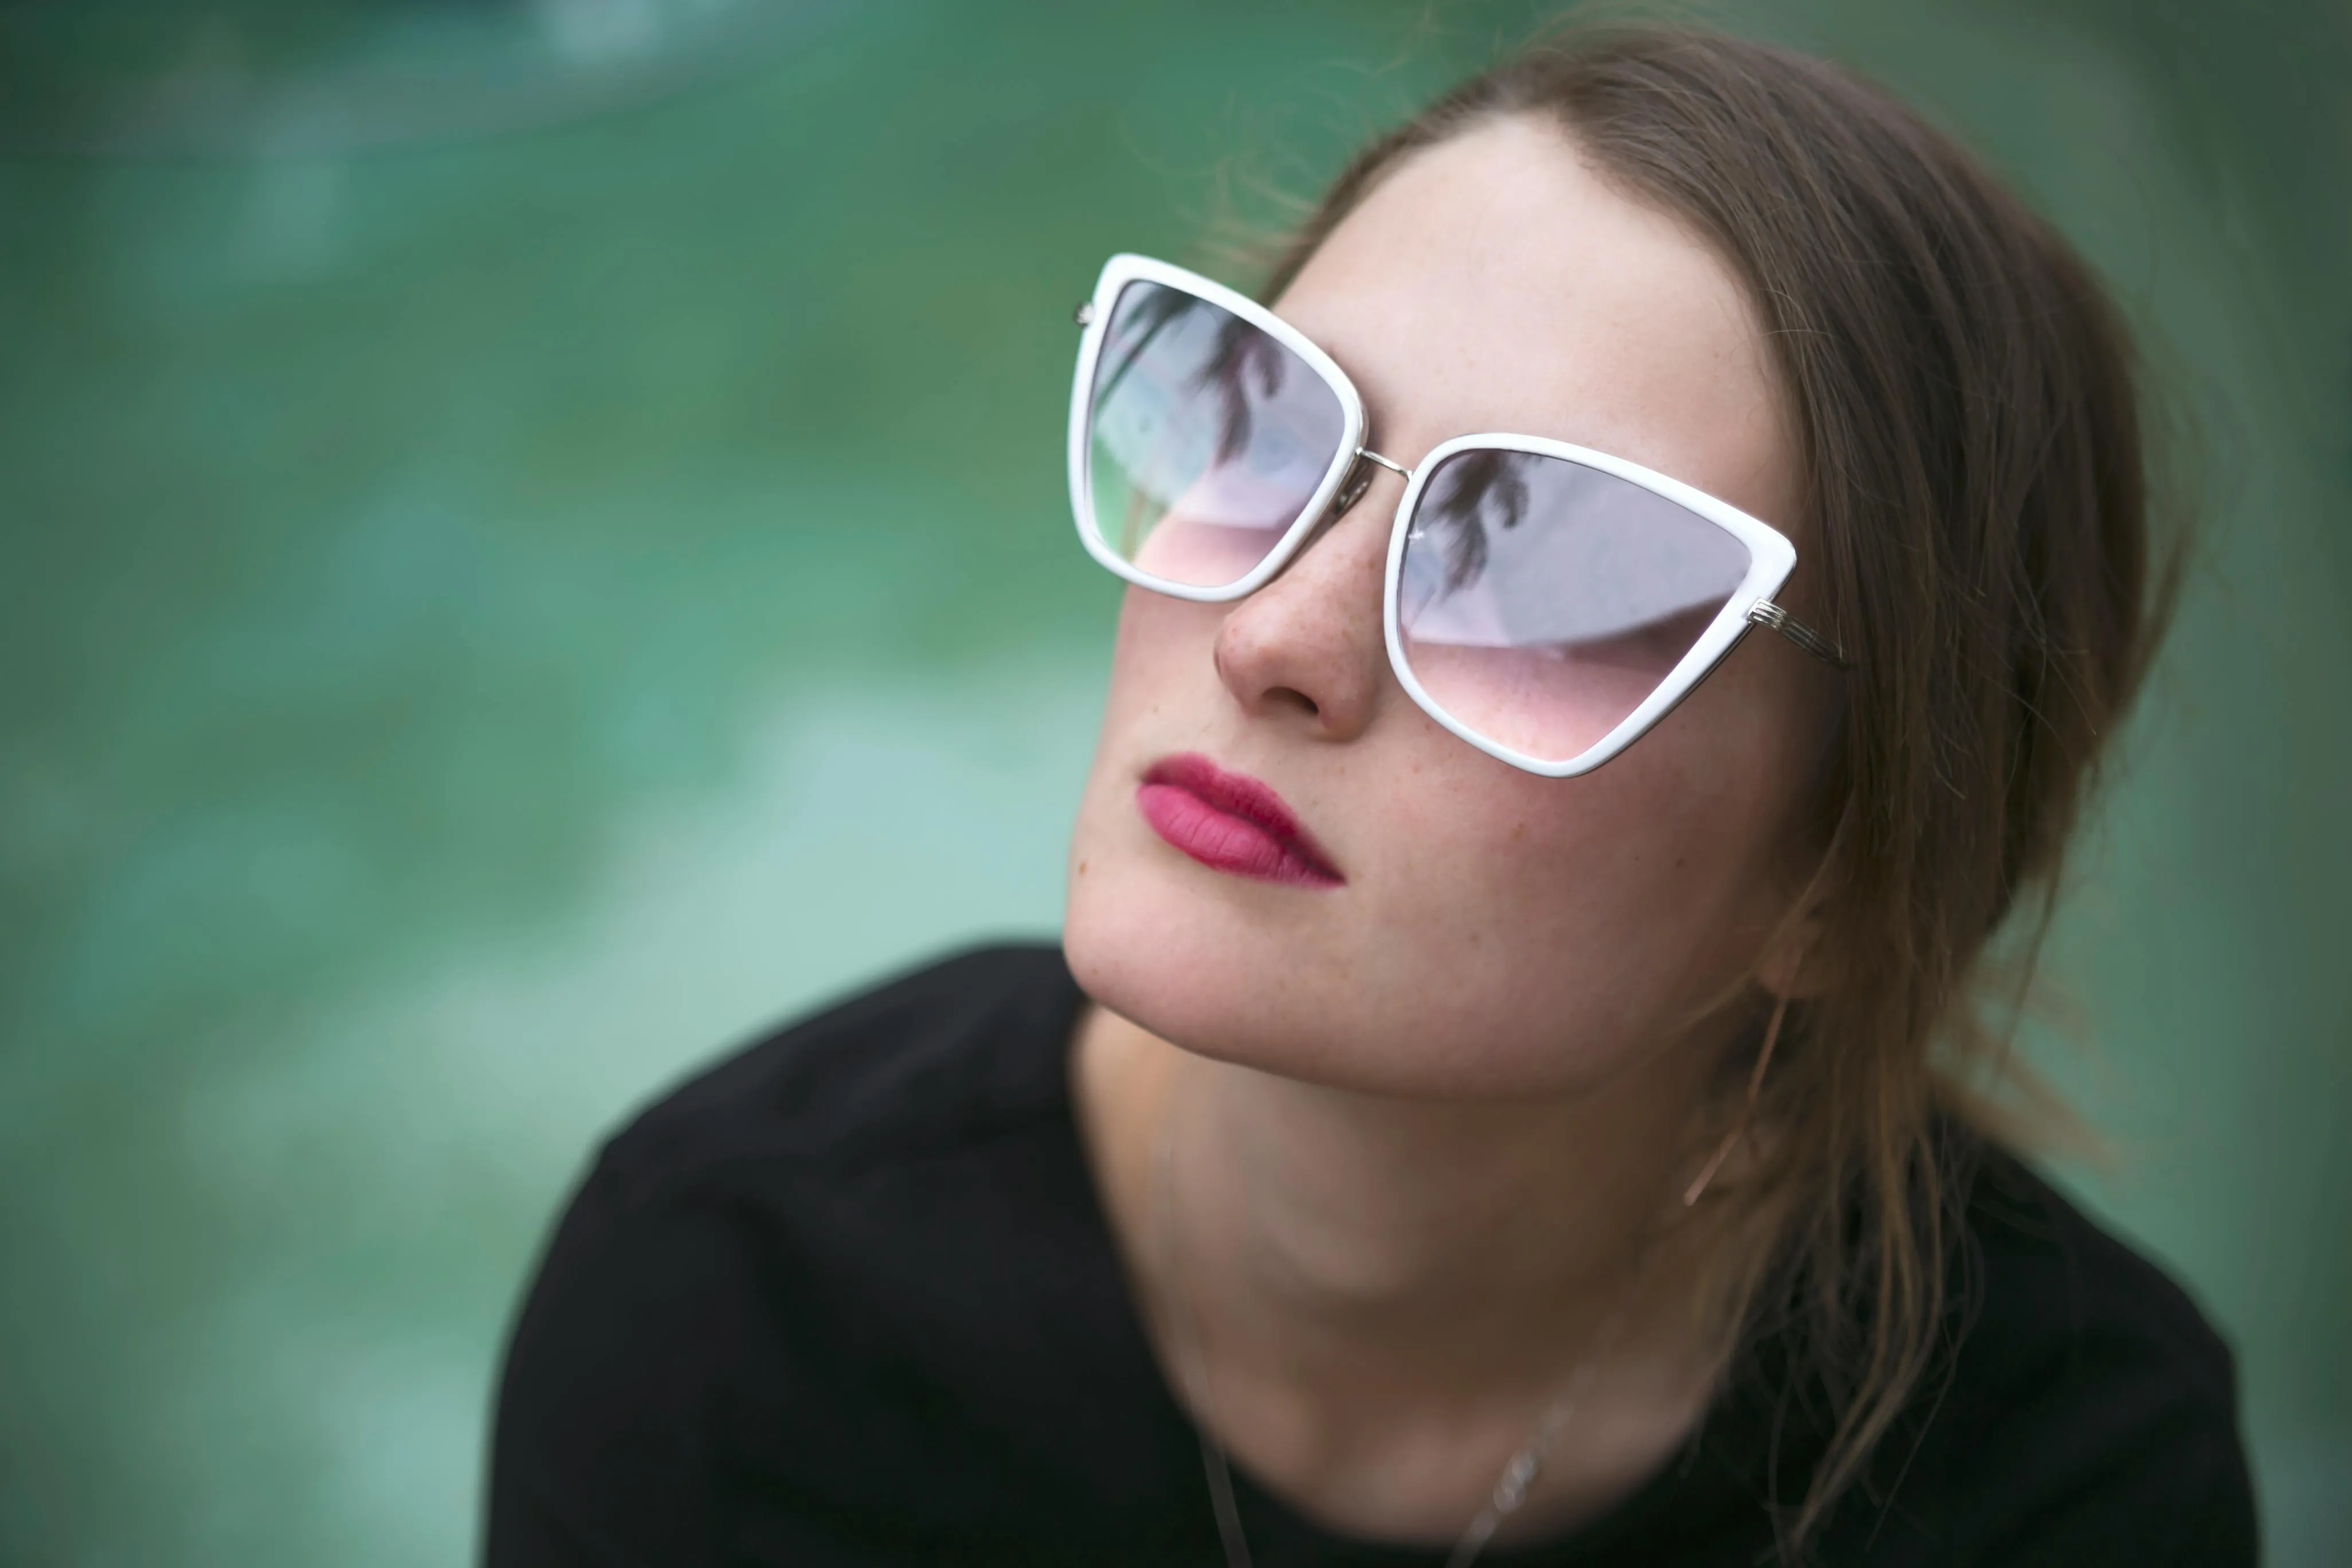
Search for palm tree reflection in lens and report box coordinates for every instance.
[1087,283,1342,589]
[1401,450,1750,762]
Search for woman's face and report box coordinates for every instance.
[1064,116,1834,1098]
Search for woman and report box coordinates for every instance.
[486,25,2254,1566]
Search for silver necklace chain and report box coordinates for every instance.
[1149,1069,1657,1568]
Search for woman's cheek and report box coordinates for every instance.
[1106,589,1218,719]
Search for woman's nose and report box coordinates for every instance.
[1210,475,1403,741]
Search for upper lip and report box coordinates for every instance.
[1140,752,1344,882]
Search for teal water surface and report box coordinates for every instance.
[1,2,2346,1563]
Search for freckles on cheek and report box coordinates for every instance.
[1381,761,1579,917]
[1468,759,1713,937]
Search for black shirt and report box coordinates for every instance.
[485,944,2256,1566]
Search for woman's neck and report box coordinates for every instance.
[1074,999,1741,1465]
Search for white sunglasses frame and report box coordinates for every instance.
[1067,252,1844,779]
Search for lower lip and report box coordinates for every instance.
[1135,777,1343,889]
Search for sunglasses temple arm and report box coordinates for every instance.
[1747,600,1850,669]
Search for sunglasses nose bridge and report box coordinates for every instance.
[1323,445,1414,523]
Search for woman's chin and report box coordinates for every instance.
[1063,869,1594,1100]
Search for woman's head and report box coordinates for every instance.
[1065,20,2163,1542]
[1067,113,1834,1098]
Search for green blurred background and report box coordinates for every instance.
[1,1,2345,1562]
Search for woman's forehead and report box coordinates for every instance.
[1270,116,1794,527]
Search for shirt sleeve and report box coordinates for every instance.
[1875,1228,2262,1567]
[483,1153,759,1568]
[1844,1157,2260,1567]
[1968,1369,2259,1567]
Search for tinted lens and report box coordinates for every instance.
[1396,449,1751,763]
[1085,280,1347,588]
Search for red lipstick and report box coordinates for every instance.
[1135,752,1344,888]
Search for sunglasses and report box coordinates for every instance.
[1067,254,1847,777]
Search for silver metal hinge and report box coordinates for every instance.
[1746,600,1849,669]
